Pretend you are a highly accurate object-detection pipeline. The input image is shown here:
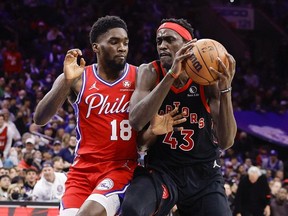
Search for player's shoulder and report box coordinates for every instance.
[138,61,157,73]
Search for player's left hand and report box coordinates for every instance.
[209,53,236,91]
[150,107,186,135]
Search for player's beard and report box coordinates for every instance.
[106,58,126,71]
[102,48,126,71]
[159,55,173,71]
[160,60,172,72]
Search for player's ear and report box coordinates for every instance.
[92,43,99,53]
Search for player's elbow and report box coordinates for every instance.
[222,140,234,150]
[33,112,48,126]
[129,117,143,132]
[129,109,145,132]
[219,133,237,150]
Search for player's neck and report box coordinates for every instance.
[96,64,124,82]
[172,72,189,88]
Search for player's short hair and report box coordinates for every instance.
[160,18,194,40]
[89,15,128,44]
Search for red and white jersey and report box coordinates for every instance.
[73,63,138,161]
[0,126,8,152]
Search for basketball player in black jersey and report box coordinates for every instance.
[121,18,237,216]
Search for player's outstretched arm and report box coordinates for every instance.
[34,49,85,126]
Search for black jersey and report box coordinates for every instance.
[146,60,220,168]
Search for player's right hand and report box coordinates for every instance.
[63,48,86,80]
[170,39,196,78]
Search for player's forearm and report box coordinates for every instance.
[217,92,237,149]
[34,75,73,126]
[130,74,175,131]
[137,126,157,147]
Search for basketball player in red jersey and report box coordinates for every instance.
[34,16,185,216]
[122,18,237,215]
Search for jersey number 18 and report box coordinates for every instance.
[110,119,132,141]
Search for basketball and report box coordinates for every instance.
[184,39,228,85]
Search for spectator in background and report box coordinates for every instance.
[269,179,282,198]
[32,150,43,171]
[224,182,236,213]
[1,108,21,142]
[275,170,284,182]
[43,125,55,141]
[45,43,65,71]
[243,157,253,172]
[7,183,27,201]
[21,137,36,155]
[270,187,288,216]
[54,128,65,141]
[32,161,67,201]
[3,147,19,168]
[49,139,62,157]
[0,112,13,161]
[61,133,70,148]
[256,145,269,167]
[17,152,37,172]
[64,117,76,134]
[0,174,11,200]
[23,168,38,200]
[18,97,32,126]
[243,66,259,90]
[52,156,65,173]
[46,26,65,42]
[41,150,53,165]
[2,40,23,78]
[262,150,284,176]
[8,167,19,180]
[11,175,25,189]
[0,168,9,176]
[13,140,23,162]
[58,135,76,170]
[234,166,271,216]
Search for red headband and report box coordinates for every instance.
[157,22,192,41]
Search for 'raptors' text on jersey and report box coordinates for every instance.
[73,63,138,161]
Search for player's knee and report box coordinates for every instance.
[76,208,106,216]
[75,200,107,216]
[59,208,79,216]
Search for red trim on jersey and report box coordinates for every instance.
[200,86,211,113]
[152,61,160,84]
[158,63,192,94]
[0,126,8,152]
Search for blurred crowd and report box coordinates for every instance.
[0,1,288,214]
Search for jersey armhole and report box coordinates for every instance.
[200,86,211,113]
[151,61,161,84]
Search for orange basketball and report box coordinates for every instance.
[184,39,228,85]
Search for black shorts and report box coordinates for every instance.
[149,160,232,216]
[131,166,178,216]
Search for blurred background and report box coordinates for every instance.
[0,0,288,215]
